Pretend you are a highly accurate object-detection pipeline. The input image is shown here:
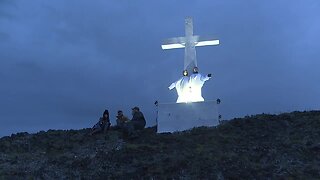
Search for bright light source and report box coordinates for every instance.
[175,83,205,103]
[174,74,208,103]
[196,40,219,47]
[162,17,219,104]
[161,43,185,50]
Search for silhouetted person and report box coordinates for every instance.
[123,106,146,137]
[130,106,146,130]
[115,110,129,130]
[90,110,111,135]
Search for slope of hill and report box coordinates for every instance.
[0,111,320,179]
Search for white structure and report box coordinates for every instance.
[157,101,220,133]
[162,17,219,103]
[168,76,191,103]
[188,73,211,102]
[161,17,219,74]
[157,17,221,133]
[168,73,211,103]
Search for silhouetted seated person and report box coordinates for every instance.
[90,110,111,135]
[123,107,146,137]
[115,110,129,130]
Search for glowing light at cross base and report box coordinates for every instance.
[169,74,210,103]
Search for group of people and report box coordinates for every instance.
[90,106,146,137]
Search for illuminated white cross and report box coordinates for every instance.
[161,17,219,74]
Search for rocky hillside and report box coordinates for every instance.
[0,111,320,179]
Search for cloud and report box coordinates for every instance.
[0,0,320,136]
[0,0,16,19]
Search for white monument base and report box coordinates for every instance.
[157,100,220,133]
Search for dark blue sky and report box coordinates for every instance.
[1,0,320,136]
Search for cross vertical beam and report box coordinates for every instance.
[161,17,219,75]
[184,17,197,74]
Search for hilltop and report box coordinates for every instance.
[0,111,320,179]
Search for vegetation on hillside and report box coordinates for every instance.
[0,111,320,179]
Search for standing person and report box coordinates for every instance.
[169,70,190,103]
[188,67,212,102]
[115,110,129,130]
[90,110,111,135]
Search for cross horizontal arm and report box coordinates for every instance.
[162,44,185,50]
[161,37,186,50]
[195,39,219,47]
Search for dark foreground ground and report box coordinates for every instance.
[0,111,320,179]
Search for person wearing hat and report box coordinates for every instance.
[90,109,111,135]
[115,110,130,130]
[130,106,146,130]
[123,106,146,136]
